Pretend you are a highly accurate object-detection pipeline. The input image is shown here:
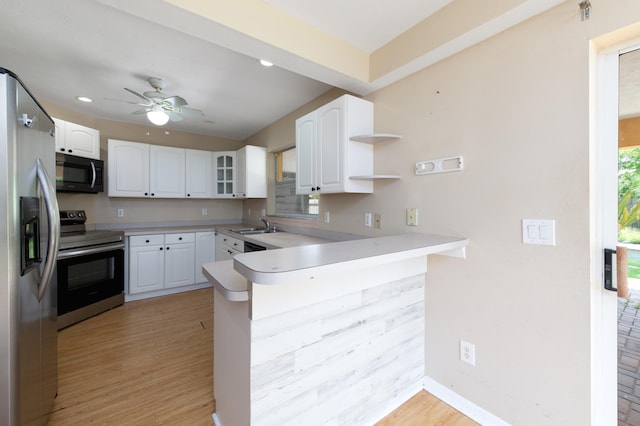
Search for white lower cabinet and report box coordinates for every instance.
[129,233,197,294]
[129,234,165,294]
[195,232,215,283]
[164,233,196,288]
[215,233,243,260]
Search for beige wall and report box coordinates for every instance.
[240,2,640,424]
[43,102,247,226]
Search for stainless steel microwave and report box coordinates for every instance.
[55,153,104,193]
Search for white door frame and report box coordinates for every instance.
[591,40,640,425]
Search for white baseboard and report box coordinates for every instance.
[423,376,511,426]
[125,282,212,302]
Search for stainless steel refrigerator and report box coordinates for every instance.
[0,68,60,425]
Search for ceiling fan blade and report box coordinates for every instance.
[176,106,203,118]
[167,111,183,122]
[125,88,153,104]
[131,108,151,115]
[104,97,151,106]
[163,96,188,108]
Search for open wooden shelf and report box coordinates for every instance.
[350,134,402,144]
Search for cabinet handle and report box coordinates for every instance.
[144,192,148,196]
[160,247,163,250]
[151,193,155,196]
[166,247,170,250]
[179,237,182,240]
[145,240,149,243]
[68,149,73,153]
[187,194,191,197]
[316,186,321,191]
[60,148,66,152]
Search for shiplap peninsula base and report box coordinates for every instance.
[204,234,467,426]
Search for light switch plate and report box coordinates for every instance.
[364,212,372,227]
[522,219,555,246]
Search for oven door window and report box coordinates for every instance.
[57,249,124,315]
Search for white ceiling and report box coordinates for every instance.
[263,0,454,53]
[1,0,637,141]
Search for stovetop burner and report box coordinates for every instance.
[59,210,124,251]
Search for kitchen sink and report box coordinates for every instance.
[228,228,279,235]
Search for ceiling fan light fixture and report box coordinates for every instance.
[147,109,169,126]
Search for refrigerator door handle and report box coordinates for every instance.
[36,158,60,301]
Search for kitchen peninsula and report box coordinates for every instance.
[203,233,468,426]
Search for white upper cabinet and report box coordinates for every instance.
[108,140,267,199]
[295,95,374,195]
[54,118,101,159]
[185,149,213,198]
[213,151,236,199]
[149,145,185,198]
[108,140,184,198]
[235,145,267,199]
[296,112,317,195]
[108,139,150,197]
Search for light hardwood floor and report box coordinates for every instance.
[48,287,476,425]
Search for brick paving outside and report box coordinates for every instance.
[619,288,640,425]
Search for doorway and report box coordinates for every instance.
[617,46,640,425]
[594,40,640,426]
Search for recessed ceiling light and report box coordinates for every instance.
[75,96,92,103]
[259,59,274,67]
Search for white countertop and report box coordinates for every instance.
[233,233,467,285]
[218,229,331,249]
[202,260,248,302]
[122,225,220,236]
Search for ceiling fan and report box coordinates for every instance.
[119,77,203,126]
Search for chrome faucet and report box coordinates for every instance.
[260,217,270,231]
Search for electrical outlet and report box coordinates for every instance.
[364,212,372,227]
[460,340,476,366]
[202,208,208,216]
[117,208,124,218]
[407,208,418,226]
[374,213,381,229]
[324,211,331,223]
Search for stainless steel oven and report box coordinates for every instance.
[57,210,124,329]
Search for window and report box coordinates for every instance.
[274,148,318,218]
